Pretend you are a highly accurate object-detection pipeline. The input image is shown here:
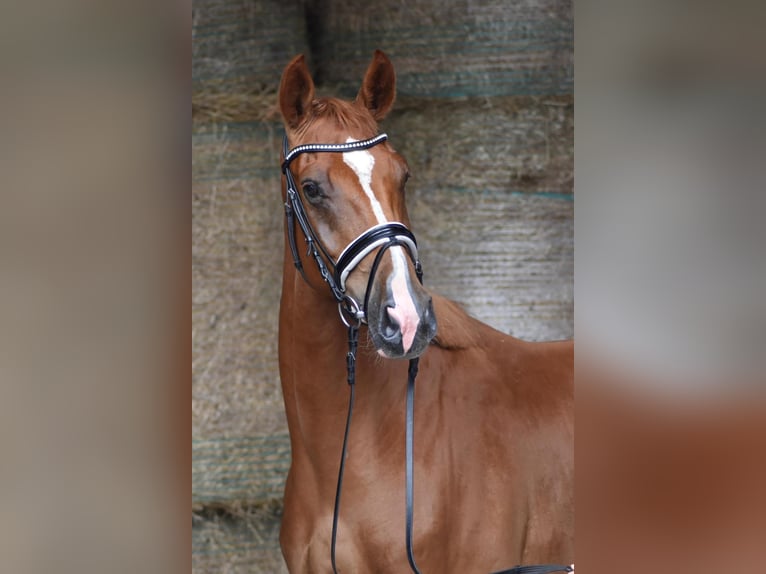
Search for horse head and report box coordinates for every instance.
[278,50,436,360]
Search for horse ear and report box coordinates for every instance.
[356,50,396,121]
[279,54,315,130]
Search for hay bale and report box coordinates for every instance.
[192,432,290,506]
[192,0,310,93]
[192,120,287,442]
[192,503,288,573]
[314,0,573,97]
[193,434,291,505]
[409,189,573,341]
[381,96,573,340]
[192,90,281,124]
[382,95,573,195]
[191,3,571,570]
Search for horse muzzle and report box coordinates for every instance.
[368,283,437,360]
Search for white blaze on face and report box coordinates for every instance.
[342,138,420,354]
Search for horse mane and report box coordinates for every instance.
[294,97,379,140]
[430,293,484,350]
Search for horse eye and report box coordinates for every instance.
[302,181,322,202]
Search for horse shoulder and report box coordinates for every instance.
[423,296,574,563]
[517,339,574,408]
[427,290,572,461]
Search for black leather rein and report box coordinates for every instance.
[281,133,572,574]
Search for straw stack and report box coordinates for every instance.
[192,502,288,573]
[192,0,572,571]
[192,1,293,559]
[192,115,288,574]
[312,0,573,98]
[193,0,310,94]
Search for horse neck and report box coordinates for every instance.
[279,259,403,469]
[279,262,349,396]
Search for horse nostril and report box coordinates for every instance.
[382,306,401,341]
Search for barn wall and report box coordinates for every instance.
[192,1,572,571]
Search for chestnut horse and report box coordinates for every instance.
[277,50,573,573]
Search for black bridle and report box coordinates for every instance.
[281,133,573,574]
[281,133,420,326]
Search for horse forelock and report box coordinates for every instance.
[292,97,379,142]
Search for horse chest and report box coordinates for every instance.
[281,458,447,573]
